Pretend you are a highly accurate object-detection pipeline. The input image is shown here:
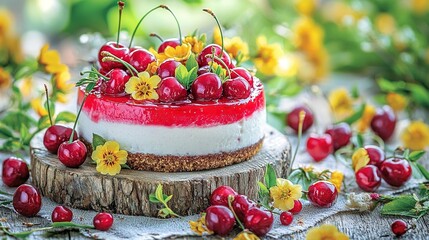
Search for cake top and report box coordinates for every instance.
[78,4,258,105]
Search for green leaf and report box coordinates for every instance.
[377,78,398,92]
[258,181,269,195]
[85,82,96,93]
[409,151,426,162]
[92,133,106,149]
[403,149,410,159]
[0,122,14,138]
[185,54,198,71]
[381,196,416,216]
[264,164,277,189]
[187,67,198,88]
[337,103,366,125]
[149,193,160,203]
[37,115,51,130]
[51,222,94,229]
[416,163,429,180]
[351,85,360,99]
[1,139,22,152]
[1,111,36,132]
[175,65,189,88]
[164,195,173,203]
[356,133,364,148]
[158,208,170,218]
[55,111,76,123]
[121,164,131,169]
[155,184,164,202]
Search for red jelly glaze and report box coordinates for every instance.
[78,79,265,127]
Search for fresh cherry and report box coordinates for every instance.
[371,105,396,141]
[2,157,29,187]
[51,205,73,222]
[355,165,382,192]
[380,158,412,187]
[101,68,131,95]
[223,77,251,100]
[57,140,88,168]
[158,59,182,79]
[13,184,42,217]
[191,73,222,101]
[306,133,333,162]
[205,205,235,236]
[93,212,114,231]
[325,122,352,151]
[391,219,407,237]
[230,67,253,87]
[286,105,314,134]
[158,38,181,53]
[364,145,385,167]
[232,194,256,222]
[197,65,211,75]
[128,48,156,73]
[43,125,78,154]
[280,211,294,226]
[244,207,274,237]
[156,77,188,102]
[210,185,238,207]
[98,42,129,71]
[197,44,234,69]
[289,200,303,215]
[307,181,338,208]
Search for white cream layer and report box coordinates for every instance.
[78,109,266,156]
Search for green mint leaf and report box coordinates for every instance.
[158,208,170,218]
[92,133,106,149]
[55,111,76,124]
[186,66,198,89]
[37,115,51,130]
[403,149,410,159]
[199,33,206,43]
[381,196,416,215]
[185,54,198,72]
[264,164,277,189]
[409,151,426,162]
[337,103,366,125]
[0,122,14,138]
[149,193,160,203]
[51,222,94,229]
[155,184,164,203]
[164,195,173,203]
[416,163,429,180]
[175,65,190,89]
[258,181,269,195]
[356,133,364,148]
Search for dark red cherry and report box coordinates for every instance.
[43,125,78,154]
[101,68,131,95]
[210,185,238,207]
[197,65,211,75]
[364,145,385,167]
[158,59,181,79]
[307,181,338,208]
[156,77,188,102]
[51,205,73,222]
[371,105,396,141]
[98,42,129,71]
[244,207,274,237]
[306,133,334,162]
[232,195,256,222]
[191,73,222,101]
[380,158,412,187]
[391,219,407,237]
[289,200,303,215]
[230,67,253,87]
[287,105,314,134]
[13,184,42,217]
[128,48,156,73]
[355,165,382,192]
[280,211,294,226]
[198,44,234,69]
[93,212,114,231]
[223,77,251,99]
[158,38,180,53]
[57,140,88,168]
[205,205,235,236]
[2,157,29,187]
[325,122,352,151]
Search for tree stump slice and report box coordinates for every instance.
[30,125,290,217]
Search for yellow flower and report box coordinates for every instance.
[149,47,168,64]
[0,8,13,38]
[164,43,192,62]
[410,0,429,14]
[56,93,69,104]
[329,88,354,120]
[31,97,48,117]
[306,224,349,240]
[183,36,204,54]
[386,92,407,112]
[0,68,11,89]
[270,178,302,211]
[225,36,249,62]
[145,61,158,75]
[189,214,213,236]
[234,231,260,240]
[293,17,324,55]
[19,77,32,98]
[356,104,376,133]
[125,71,161,101]
[54,68,73,92]
[401,121,429,150]
[254,36,283,76]
[375,13,396,35]
[38,44,68,74]
[92,141,128,176]
[352,148,370,172]
[294,0,316,16]
[328,170,344,192]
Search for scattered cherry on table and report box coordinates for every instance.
[13,184,42,217]
[307,181,338,208]
[51,205,73,222]
[2,157,29,187]
[93,212,114,231]
[391,219,407,237]
[280,211,294,226]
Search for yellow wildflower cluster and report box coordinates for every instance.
[254,36,283,76]
[401,121,429,150]
[270,178,302,211]
[328,88,354,120]
[125,71,161,101]
[328,170,344,192]
[92,141,128,176]
[183,35,204,54]
[0,8,23,64]
[306,224,349,240]
[352,148,370,172]
[375,13,396,35]
[189,214,213,236]
[356,104,376,133]
[213,28,249,64]
[386,92,407,112]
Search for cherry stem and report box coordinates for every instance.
[101,51,139,75]
[288,110,306,176]
[160,5,182,44]
[116,1,125,46]
[80,70,108,80]
[227,195,245,230]
[212,55,231,79]
[43,84,53,126]
[149,33,164,42]
[69,94,88,143]
[203,8,224,58]
[129,5,163,48]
